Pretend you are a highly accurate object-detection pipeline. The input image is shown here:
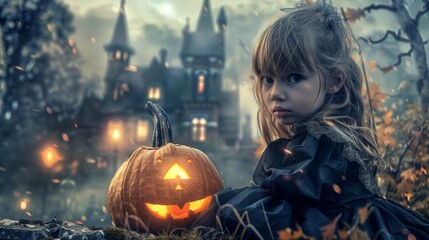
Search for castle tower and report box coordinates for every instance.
[103,0,134,101]
[180,0,227,103]
[178,0,235,146]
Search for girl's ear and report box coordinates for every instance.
[328,71,345,94]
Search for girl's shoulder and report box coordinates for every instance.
[291,120,381,195]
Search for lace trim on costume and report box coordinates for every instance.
[292,121,381,196]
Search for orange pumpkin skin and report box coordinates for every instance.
[106,142,223,233]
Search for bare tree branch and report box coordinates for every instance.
[362,4,396,13]
[392,46,414,67]
[415,1,429,26]
[359,30,410,44]
[393,136,415,179]
[375,46,414,72]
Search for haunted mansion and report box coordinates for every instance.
[75,0,253,174]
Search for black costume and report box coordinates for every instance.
[193,121,429,239]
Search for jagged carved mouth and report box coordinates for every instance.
[145,196,212,219]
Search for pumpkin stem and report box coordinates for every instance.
[145,101,174,147]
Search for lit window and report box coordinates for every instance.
[115,51,121,60]
[107,120,124,144]
[136,120,148,142]
[148,87,161,100]
[198,75,205,93]
[155,88,160,99]
[192,118,207,142]
[123,52,128,61]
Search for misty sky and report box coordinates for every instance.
[62,0,426,138]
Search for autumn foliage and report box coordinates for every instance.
[361,81,429,216]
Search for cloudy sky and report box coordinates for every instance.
[62,0,426,138]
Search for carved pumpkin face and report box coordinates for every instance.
[106,102,223,233]
[145,160,212,220]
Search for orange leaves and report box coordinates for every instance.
[357,204,371,224]
[344,7,366,23]
[277,210,375,240]
[278,225,306,240]
[364,82,386,111]
[320,214,341,240]
[364,81,400,147]
[401,168,417,182]
[383,110,393,125]
[366,61,378,72]
[348,228,371,240]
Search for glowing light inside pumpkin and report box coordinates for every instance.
[145,196,212,219]
[163,162,190,180]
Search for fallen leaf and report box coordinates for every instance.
[278,226,304,240]
[349,227,370,240]
[338,228,349,240]
[366,61,378,71]
[320,214,341,240]
[396,179,414,196]
[398,80,411,91]
[400,169,416,182]
[344,8,366,23]
[358,203,371,224]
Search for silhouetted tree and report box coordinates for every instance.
[0,0,83,218]
[345,0,429,115]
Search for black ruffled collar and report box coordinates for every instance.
[290,120,381,196]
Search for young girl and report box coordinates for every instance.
[193,1,429,239]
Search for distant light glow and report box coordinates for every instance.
[4,111,11,120]
[158,3,175,16]
[20,200,27,210]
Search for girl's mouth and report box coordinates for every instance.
[273,109,292,117]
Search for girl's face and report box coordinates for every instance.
[261,69,328,125]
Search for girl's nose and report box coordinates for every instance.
[270,81,286,101]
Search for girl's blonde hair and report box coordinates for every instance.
[252,1,382,162]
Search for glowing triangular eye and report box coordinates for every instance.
[163,162,190,179]
[175,184,184,190]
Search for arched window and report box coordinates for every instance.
[195,69,207,94]
[192,117,207,142]
[198,74,205,94]
[115,51,121,60]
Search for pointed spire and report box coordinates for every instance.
[182,17,190,34]
[110,0,129,46]
[196,0,214,33]
[217,7,227,31]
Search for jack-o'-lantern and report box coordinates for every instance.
[106,102,223,233]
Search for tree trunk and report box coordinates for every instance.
[391,0,429,116]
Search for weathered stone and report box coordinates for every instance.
[58,221,104,240]
[0,219,51,240]
[0,218,104,240]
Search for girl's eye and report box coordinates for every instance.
[286,74,304,83]
[262,77,274,85]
